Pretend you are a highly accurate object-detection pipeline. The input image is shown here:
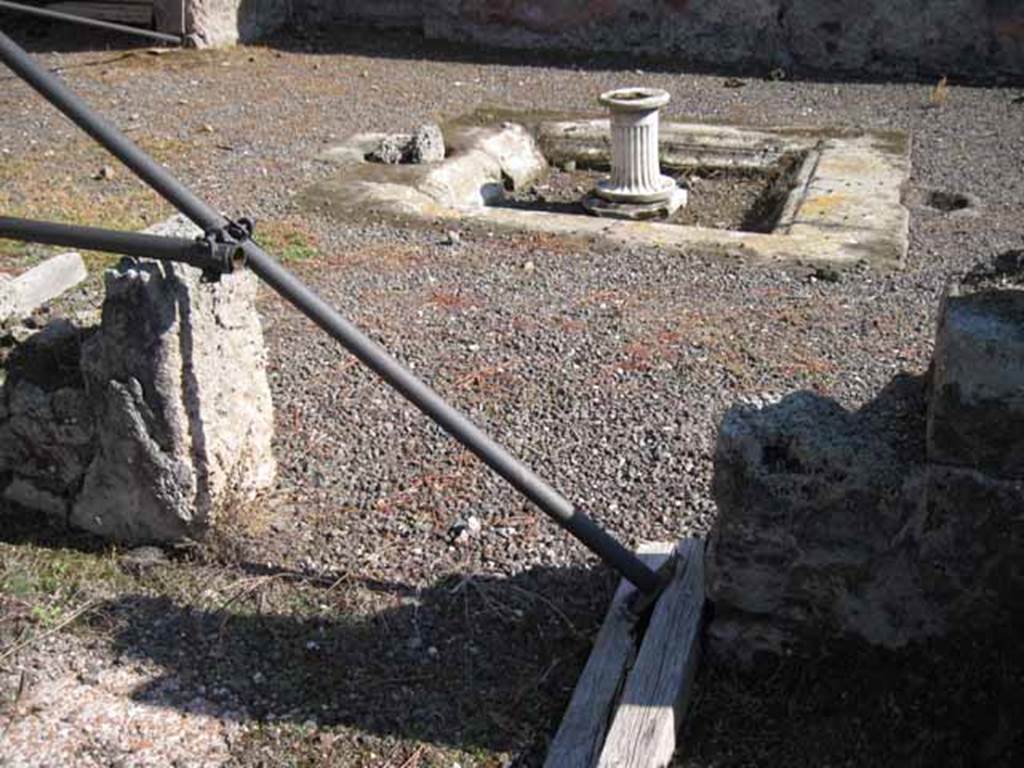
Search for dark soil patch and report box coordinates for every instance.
[927,189,973,212]
[677,628,1024,767]
[499,159,800,232]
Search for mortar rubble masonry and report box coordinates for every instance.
[705,253,1024,665]
[0,216,276,543]
[291,0,1024,79]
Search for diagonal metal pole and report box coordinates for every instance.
[0,29,663,595]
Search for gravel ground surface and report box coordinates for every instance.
[1,19,1023,768]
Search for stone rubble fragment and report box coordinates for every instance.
[367,133,411,165]
[408,123,446,164]
[927,287,1024,477]
[366,123,446,165]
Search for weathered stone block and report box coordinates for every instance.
[706,382,940,663]
[172,0,289,47]
[927,287,1024,477]
[367,124,446,165]
[408,123,446,164]
[67,219,275,543]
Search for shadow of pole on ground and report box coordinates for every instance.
[83,563,617,759]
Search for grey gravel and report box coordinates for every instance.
[2,23,1023,768]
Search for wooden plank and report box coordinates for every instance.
[597,538,705,768]
[544,543,676,768]
[38,0,156,5]
[48,2,154,25]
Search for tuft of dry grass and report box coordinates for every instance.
[929,75,950,107]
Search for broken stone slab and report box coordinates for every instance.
[414,123,547,208]
[0,252,87,324]
[464,122,547,190]
[536,119,817,172]
[69,216,276,543]
[417,149,506,208]
[927,284,1024,478]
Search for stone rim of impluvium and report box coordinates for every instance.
[599,86,671,112]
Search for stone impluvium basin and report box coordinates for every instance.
[311,90,911,268]
[583,87,688,220]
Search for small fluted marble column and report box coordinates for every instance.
[584,87,686,220]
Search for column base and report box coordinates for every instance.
[584,183,687,221]
[594,174,678,204]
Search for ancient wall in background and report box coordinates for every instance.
[290,0,1024,79]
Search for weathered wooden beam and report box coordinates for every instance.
[597,538,705,768]
[48,2,154,25]
[544,543,676,768]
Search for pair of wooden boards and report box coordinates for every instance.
[545,539,705,768]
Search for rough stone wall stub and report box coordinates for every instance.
[0,216,276,545]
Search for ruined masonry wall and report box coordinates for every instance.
[167,0,1024,79]
[288,0,1024,79]
[705,256,1024,665]
[0,217,276,544]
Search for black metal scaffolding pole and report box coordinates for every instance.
[0,29,663,595]
[0,1,182,45]
[0,216,242,272]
